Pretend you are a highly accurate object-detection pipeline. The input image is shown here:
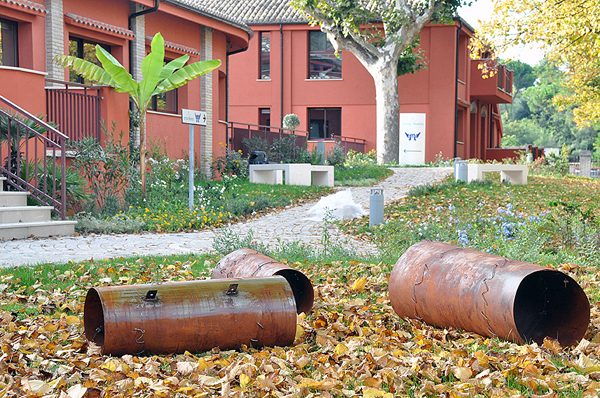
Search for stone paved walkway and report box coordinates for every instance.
[0,167,452,267]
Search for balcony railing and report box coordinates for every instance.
[228,122,309,156]
[332,135,366,153]
[470,59,514,103]
[496,64,513,95]
[228,122,367,159]
[45,78,103,142]
[0,95,68,219]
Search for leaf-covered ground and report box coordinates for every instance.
[2,254,600,397]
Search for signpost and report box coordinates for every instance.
[399,113,426,165]
[181,109,207,210]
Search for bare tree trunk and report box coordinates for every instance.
[139,113,146,194]
[372,62,400,164]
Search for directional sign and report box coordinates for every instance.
[399,113,426,165]
[181,109,207,126]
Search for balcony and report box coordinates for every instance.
[470,60,513,104]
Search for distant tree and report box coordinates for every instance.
[475,0,600,127]
[501,60,600,158]
[505,60,536,92]
[291,0,461,164]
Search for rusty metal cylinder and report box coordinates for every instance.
[390,241,590,346]
[84,276,297,356]
[212,248,314,314]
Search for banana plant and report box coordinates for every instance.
[55,32,221,193]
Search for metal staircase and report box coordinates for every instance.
[1,95,77,240]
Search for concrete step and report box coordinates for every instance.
[0,220,77,240]
[0,206,53,224]
[0,191,30,207]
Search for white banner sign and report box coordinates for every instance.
[181,109,207,126]
[399,113,426,165]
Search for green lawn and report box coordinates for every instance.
[1,170,600,397]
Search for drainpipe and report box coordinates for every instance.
[490,104,494,151]
[453,19,463,159]
[128,0,160,31]
[128,0,160,74]
[128,0,160,148]
[280,24,284,126]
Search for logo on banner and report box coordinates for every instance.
[405,132,421,142]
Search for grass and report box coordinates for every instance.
[2,167,600,397]
[76,163,393,234]
[0,253,213,294]
[334,164,394,186]
[345,173,600,265]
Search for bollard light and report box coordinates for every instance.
[455,159,468,182]
[453,157,461,180]
[369,188,384,226]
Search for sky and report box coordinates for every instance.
[457,0,544,66]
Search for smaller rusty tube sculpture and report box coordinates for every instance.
[212,248,314,314]
[84,277,297,356]
[390,241,590,346]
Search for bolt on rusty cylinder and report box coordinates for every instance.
[212,248,314,314]
[84,276,297,356]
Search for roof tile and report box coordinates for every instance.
[177,0,306,25]
[0,0,45,13]
[65,13,135,38]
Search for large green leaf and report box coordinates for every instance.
[53,55,118,88]
[95,46,139,97]
[139,33,166,105]
[160,55,190,80]
[154,59,221,95]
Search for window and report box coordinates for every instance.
[149,57,178,113]
[151,89,178,113]
[0,18,18,67]
[259,31,270,79]
[308,108,341,139]
[259,108,270,126]
[69,37,111,83]
[309,31,341,79]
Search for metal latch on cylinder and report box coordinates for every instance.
[143,290,159,302]
[225,283,239,295]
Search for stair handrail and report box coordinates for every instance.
[0,94,68,219]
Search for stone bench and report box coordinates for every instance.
[249,163,334,187]
[467,164,528,184]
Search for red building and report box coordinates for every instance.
[212,1,513,163]
[0,0,251,174]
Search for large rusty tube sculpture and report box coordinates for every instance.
[84,277,297,356]
[212,248,314,314]
[390,241,590,346]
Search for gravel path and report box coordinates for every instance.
[0,167,452,267]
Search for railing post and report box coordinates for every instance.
[60,136,66,219]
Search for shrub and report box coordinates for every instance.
[242,136,271,160]
[326,141,345,166]
[21,162,89,213]
[344,149,377,167]
[270,134,306,163]
[212,149,248,178]
[75,212,146,234]
[68,121,135,214]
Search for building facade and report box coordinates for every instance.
[0,0,251,173]
[210,0,513,163]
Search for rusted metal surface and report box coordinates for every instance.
[212,248,314,314]
[84,276,297,356]
[389,241,590,346]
